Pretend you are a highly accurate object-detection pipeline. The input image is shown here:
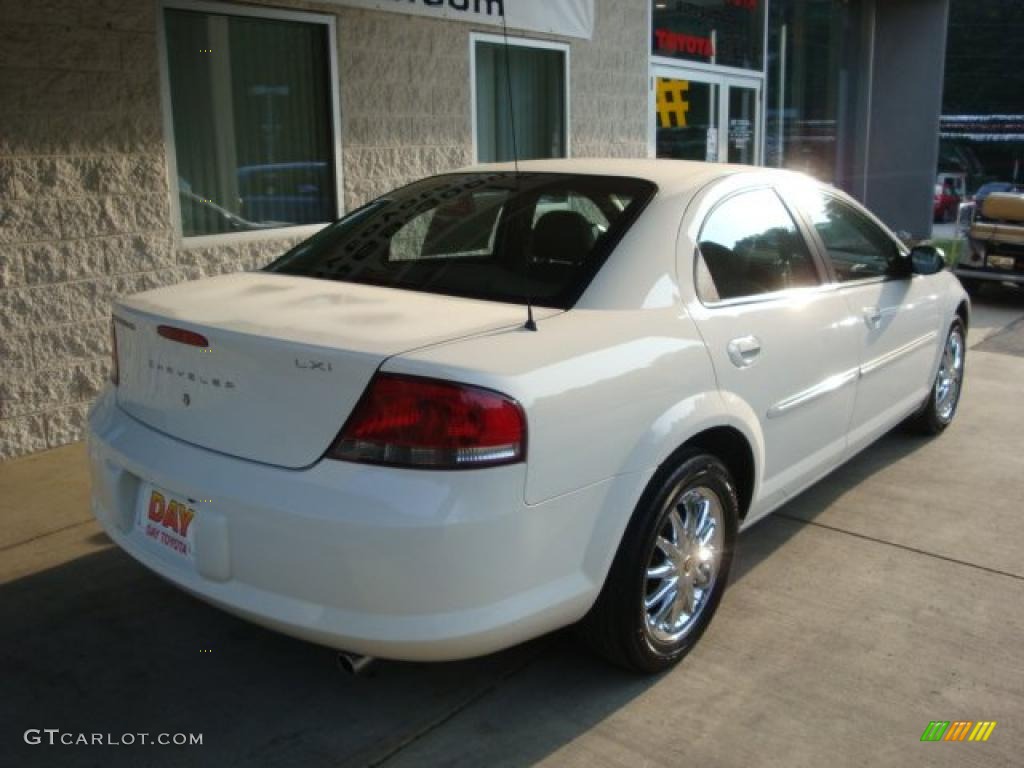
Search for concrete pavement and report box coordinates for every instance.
[2,288,1023,767]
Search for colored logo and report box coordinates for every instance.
[920,721,997,742]
[656,78,690,129]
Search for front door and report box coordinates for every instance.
[783,185,942,455]
[653,65,761,165]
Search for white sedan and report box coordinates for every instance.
[89,159,968,673]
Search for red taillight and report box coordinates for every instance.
[110,318,119,386]
[157,324,209,348]
[328,374,526,469]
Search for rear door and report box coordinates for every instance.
[685,186,861,510]
[783,186,940,454]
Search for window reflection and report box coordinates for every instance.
[697,188,820,301]
[765,0,859,183]
[652,0,764,71]
[165,9,337,237]
[475,41,567,163]
[793,189,902,280]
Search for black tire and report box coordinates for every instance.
[580,450,738,674]
[908,319,966,435]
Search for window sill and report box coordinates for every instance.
[176,222,330,250]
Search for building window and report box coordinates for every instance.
[162,4,340,238]
[472,35,569,163]
[652,0,765,71]
[765,0,861,183]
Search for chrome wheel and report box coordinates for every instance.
[644,486,724,644]
[935,327,965,423]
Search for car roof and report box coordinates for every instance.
[457,158,805,198]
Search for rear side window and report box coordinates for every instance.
[696,188,819,302]
[266,172,656,309]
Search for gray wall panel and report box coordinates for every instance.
[863,0,950,238]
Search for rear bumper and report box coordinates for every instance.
[87,389,647,661]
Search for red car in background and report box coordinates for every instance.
[934,182,960,222]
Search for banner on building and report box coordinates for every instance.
[324,0,595,40]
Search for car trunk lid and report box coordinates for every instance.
[113,272,553,468]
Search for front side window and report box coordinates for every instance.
[474,38,567,163]
[696,188,820,302]
[795,191,903,281]
[164,7,338,237]
[266,173,656,309]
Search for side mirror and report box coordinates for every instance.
[910,244,946,275]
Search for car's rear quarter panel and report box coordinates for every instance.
[385,307,736,503]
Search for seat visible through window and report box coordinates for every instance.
[532,210,596,265]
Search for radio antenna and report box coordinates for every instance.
[500,7,520,175]
[501,4,538,331]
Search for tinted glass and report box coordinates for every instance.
[697,188,819,301]
[765,0,862,182]
[652,0,764,71]
[532,190,611,230]
[795,190,903,281]
[266,173,656,309]
[165,9,336,236]
[728,86,757,164]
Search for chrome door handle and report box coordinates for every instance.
[864,307,883,329]
[727,335,761,368]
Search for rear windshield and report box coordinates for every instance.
[264,172,657,309]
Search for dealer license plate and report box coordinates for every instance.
[137,485,198,561]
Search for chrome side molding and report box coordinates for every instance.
[767,368,859,419]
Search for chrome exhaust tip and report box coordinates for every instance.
[336,651,375,676]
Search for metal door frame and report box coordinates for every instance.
[650,61,763,165]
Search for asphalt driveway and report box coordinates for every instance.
[2,288,1023,768]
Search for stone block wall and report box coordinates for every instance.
[571,0,649,158]
[0,0,649,460]
[337,7,475,206]
[1,0,173,457]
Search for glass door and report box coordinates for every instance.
[726,83,759,164]
[654,71,719,162]
[652,65,761,165]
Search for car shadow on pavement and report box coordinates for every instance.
[0,429,935,768]
[0,540,552,767]
[730,428,931,585]
[969,283,1023,311]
